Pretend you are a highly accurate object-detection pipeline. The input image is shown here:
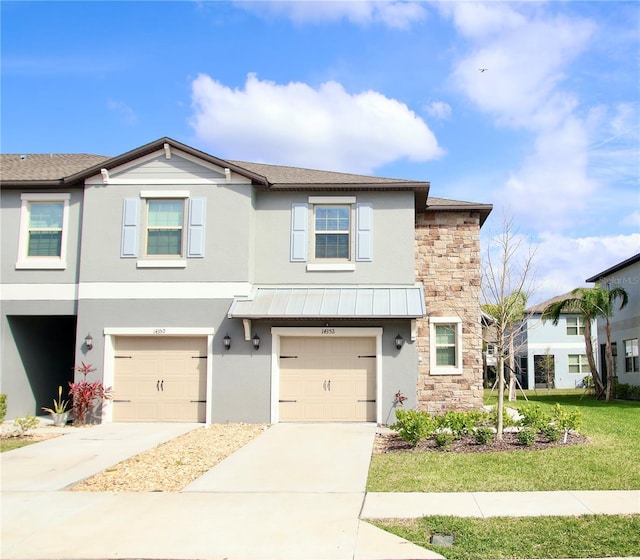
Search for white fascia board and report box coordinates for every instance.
[527,342,590,350]
[104,327,214,336]
[78,282,251,299]
[271,326,383,337]
[308,196,357,204]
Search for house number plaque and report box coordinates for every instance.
[321,328,336,335]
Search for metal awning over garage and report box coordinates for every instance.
[228,286,426,319]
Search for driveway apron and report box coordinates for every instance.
[184,422,375,493]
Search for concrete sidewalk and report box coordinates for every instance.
[2,422,639,560]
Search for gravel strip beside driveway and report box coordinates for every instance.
[70,423,268,492]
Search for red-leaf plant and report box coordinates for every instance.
[68,362,113,425]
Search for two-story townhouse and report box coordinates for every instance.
[516,292,598,390]
[586,253,640,388]
[1,137,491,423]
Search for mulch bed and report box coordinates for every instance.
[374,431,589,454]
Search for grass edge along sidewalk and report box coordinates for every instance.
[372,514,640,560]
[367,390,640,493]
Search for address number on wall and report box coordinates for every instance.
[152,329,167,335]
[321,328,336,335]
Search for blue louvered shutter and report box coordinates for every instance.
[290,203,308,262]
[121,198,139,258]
[356,203,373,262]
[187,198,206,257]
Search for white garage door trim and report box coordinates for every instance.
[270,327,383,424]
[103,327,214,423]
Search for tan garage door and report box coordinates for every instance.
[113,337,207,422]
[279,337,376,422]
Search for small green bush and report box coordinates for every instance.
[0,394,7,423]
[434,431,454,448]
[543,424,562,443]
[615,383,640,401]
[474,426,495,445]
[488,405,516,429]
[390,409,435,447]
[517,426,537,446]
[518,403,550,430]
[436,410,486,438]
[14,414,39,434]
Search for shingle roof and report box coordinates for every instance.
[0,154,109,182]
[526,290,582,314]
[586,253,640,282]
[227,160,419,186]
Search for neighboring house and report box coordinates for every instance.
[516,292,598,390]
[586,253,640,388]
[1,137,492,423]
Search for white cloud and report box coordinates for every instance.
[531,232,640,305]
[234,0,427,29]
[190,73,444,173]
[107,100,137,126]
[424,101,452,120]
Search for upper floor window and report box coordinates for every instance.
[290,197,372,271]
[314,205,350,260]
[566,316,585,336]
[624,338,639,373]
[121,191,205,268]
[146,199,184,256]
[16,193,70,269]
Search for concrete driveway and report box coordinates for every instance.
[1,422,441,560]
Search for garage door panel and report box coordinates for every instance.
[279,336,376,422]
[113,336,207,422]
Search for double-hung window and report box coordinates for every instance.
[624,338,639,373]
[17,193,70,269]
[429,317,463,375]
[566,316,585,336]
[290,197,372,271]
[121,191,205,267]
[314,205,350,260]
[146,199,184,256]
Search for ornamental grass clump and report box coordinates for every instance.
[68,363,113,425]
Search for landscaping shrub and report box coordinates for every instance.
[543,424,562,442]
[517,426,537,446]
[488,405,517,429]
[550,403,582,443]
[69,362,113,425]
[474,426,495,445]
[518,403,551,430]
[615,383,640,401]
[390,409,435,447]
[0,393,6,423]
[436,410,486,438]
[14,414,39,434]
[434,430,454,448]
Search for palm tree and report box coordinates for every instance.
[542,286,628,401]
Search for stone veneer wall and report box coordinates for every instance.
[415,210,484,413]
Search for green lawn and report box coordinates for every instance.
[0,436,41,452]
[373,514,640,560]
[368,391,640,492]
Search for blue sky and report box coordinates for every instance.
[2,1,639,305]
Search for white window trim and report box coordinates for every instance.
[16,193,71,270]
[140,192,189,266]
[429,317,463,375]
[624,338,639,374]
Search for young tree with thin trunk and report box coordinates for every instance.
[542,286,628,401]
[482,216,536,439]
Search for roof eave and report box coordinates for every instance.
[424,203,493,226]
[586,253,640,282]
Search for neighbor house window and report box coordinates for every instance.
[566,316,585,336]
[314,205,350,259]
[146,199,184,256]
[624,338,639,373]
[429,317,463,375]
[16,193,70,269]
[568,354,589,374]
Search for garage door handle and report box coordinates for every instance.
[160,380,164,392]
[156,380,160,391]
[328,380,331,391]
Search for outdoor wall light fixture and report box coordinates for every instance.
[395,333,404,350]
[223,334,231,351]
[252,333,260,350]
[85,333,94,350]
